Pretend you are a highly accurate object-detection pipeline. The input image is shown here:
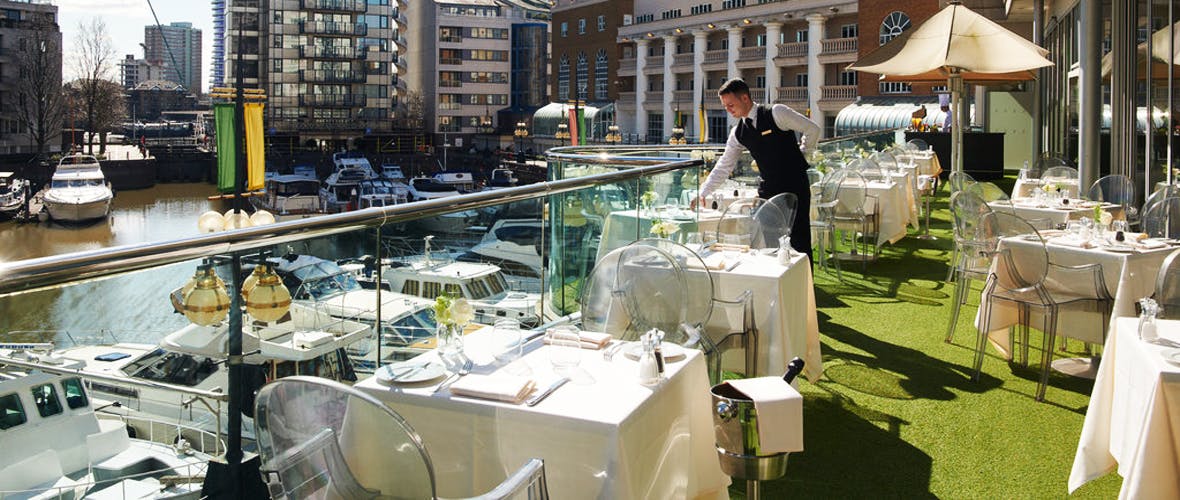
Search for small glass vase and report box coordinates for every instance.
[437,322,465,360]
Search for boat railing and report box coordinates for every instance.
[0,443,210,499]
[96,410,227,457]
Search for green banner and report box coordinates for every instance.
[214,103,236,193]
[577,107,586,145]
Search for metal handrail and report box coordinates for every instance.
[0,156,699,296]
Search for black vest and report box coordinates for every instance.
[735,105,811,197]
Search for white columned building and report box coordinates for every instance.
[806,13,826,130]
[764,22,782,104]
[635,38,649,141]
[693,30,707,139]
[663,35,676,140]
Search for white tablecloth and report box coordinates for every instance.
[355,329,731,499]
[1069,317,1180,499]
[991,200,1111,228]
[598,208,731,261]
[1013,178,1081,200]
[888,167,920,230]
[975,237,1173,355]
[866,180,909,248]
[704,252,823,381]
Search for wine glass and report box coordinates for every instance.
[547,325,583,373]
[491,318,523,365]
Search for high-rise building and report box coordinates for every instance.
[222,0,405,146]
[615,0,860,142]
[211,0,225,86]
[405,0,549,146]
[144,21,202,93]
[0,0,62,155]
[119,54,167,89]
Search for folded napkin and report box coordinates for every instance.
[709,242,750,253]
[544,329,612,350]
[724,377,803,454]
[449,374,537,404]
[1049,236,1096,248]
[698,252,732,270]
[1136,238,1169,250]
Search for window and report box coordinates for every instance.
[0,392,25,429]
[444,283,463,296]
[721,0,745,9]
[595,49,609,99]
[647,113,663,142]
[661,9,681,20]
[839,70,858,86]
[841,24,858,39]
[61,378,88,410]
[795,74,808,87]
[755,34,765,47]
[31,383,63,418]
[796,30,808,43]
[691,4,712,15]
[439,94,461,110]
[576,52,589,99]
[440,26,462,42]
[560,22,567,37]
[273,35,281,48]
[401,280,420,296]
[879,81,912,94]
[708,115,727,142]
[755,75,766,88]
[879,11,911,46]
[558,56,569,100]
[597,15,606,32]
[578,19,585,35]
[635,14,654,24]
[440,49,462,65]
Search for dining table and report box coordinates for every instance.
[597,207,735,261]
[1012,177,1081,200]
[988,199,1123,229]
[1069,316,1180,499]
[355,328,732,499]
[974,233,1175,357]
[864,179,911,248]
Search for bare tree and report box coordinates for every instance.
[72,18,119,155]
[5,19,63,158]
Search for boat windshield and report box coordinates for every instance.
[381,308,437,345]
[290,262,363,300]
[50,179,103,189]
[122,349,219,387]
[411,179,454,192]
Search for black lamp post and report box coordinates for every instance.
[554,122,570,147]
[514,121,529,163]
[605,125,622,144]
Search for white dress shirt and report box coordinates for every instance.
[699,103,821,199]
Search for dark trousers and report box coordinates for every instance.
[759,182,813,266]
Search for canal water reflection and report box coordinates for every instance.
[0,183,221,343]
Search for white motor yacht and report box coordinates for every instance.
[459,219,544,291]
[322,152,378,212]
[406,177,478,233]
[382,237,541,326]
[356,178,410,209]
[42,154,113,222]
[0,370,213,499]
[380,164,407,183]
[0,171,27,218]
[432,170,476,192]
[252,174,324,219]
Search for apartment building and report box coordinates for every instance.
[0,0,61,155]
[221,0,405,145]
[550,0,632,105]
[405,0,549,147]
[144,21,203,93]
[615,0,860,142]
[119,54,168,89]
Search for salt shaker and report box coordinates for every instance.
[1139,297,1159,342]
[638,332,661,386]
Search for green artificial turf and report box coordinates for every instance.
[729,177,1124,499]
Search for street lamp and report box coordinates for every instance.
[669,126,687,145]
[604,125,622,144]
[514,121,529,163]
[554,122,570,146]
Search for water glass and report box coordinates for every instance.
[778,235,793,265]
[491,318,523,364]
[548,325,583,371]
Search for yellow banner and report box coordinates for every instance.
[244,102,265,191]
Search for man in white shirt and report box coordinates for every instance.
[694,78,821,262]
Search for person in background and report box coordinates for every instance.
[693,78,820,262]
[939,93,953,132]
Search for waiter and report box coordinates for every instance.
[694,78,820,262]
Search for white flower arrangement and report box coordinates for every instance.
[1099,211,1113,227]
[640,190,658,208]
[433,294,475,327]
[650,219,681,238]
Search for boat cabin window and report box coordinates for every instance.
[422,281,442,298]
[123,349,219,387]
[51,179,103,189]
[467,279,490,300]
[31,383,64,418]
[61,377,89,409]
[444,283,463,297]
[381,309,437,345]
[0,393,27,429]
[269,348,357,382]
[401,280,420,296]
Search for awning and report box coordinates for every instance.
[834,96,957,136]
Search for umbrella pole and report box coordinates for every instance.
[950,71,964,173]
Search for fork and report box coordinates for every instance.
[433,358,473,394]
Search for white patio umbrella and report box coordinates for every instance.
[848,2,1054,173]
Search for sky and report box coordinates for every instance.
[57,0,213,91]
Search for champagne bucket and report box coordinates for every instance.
[710,382,788,481]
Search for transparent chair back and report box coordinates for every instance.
[966,182,1013,214]
[1143,196,1180,239]
[1144,185,1180,220]
[766,192,799,233]
[1089,174,1137,222]
[716,197,769,247]
[905,139,929,151]
[950,190,994,245]
[977,211,1049,292]
[868,151,898,173]
[1156,249,1180,319]
[948,171,977,193]
[749,200,790,249]
[1035,156,1071,179]
[255,376,436,499]
[821,169,867,218]
[1042,166,1079,182]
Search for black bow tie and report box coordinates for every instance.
[743,117,754,130]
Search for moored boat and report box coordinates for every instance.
[42,154,114,222]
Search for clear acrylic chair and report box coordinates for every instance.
[1035,156,1071,179]
[974,212,1112,402]
[715,197,773,247]
[945,191,994,342]
[1042,166,1079,181]
[579,244,722,380]
[819,169,876,277]
[905,139,929,151]
[630,238,759,381]
[806,169,831,270]
[913,153,942,240]
[1143,196,1180,239]
[868,151,898,174]
[1155,249,1180,319]
[1088,174,1137,227]
[765,192,799,237]
[255,376,548,499]
[947,171,976,193]
[1143,184,1179,221]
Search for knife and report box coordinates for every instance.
[526,377,569,406]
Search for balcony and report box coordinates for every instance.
[618,91,636,105]
[776,42,808,61]
[821,85,857,102]
[672,90,694,103]
[619,57,636,76]
[645,91,663,105]
[300,0,365,13]
[645,56,664,70]
[300,45,358,60]
[299,20,367,36]
[819,37,858,64]
[673,53,694,67]
[440,35,463,43]
[749,88,765,102]
[299,94,367,107]
[704,49,727,65]
[776,86,809,103]
[300,69,367,83]
[738,46,766,61]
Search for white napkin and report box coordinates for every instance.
[448,374,537,404]
[1048,236,1096,249]
[1136,239,1169,250]
[724,377,803,454]
[544,329,612,350]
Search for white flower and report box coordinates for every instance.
[650,220,681,238]
[703,151,717,163]
[450,298,475,325]
[640,190,658,207]
[1099,211,1113,227]
[690,150,703,160]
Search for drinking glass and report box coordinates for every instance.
[548,325,583,372]
[491,318,523,364]
[683,231,702,248]
[778,235,793,264]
